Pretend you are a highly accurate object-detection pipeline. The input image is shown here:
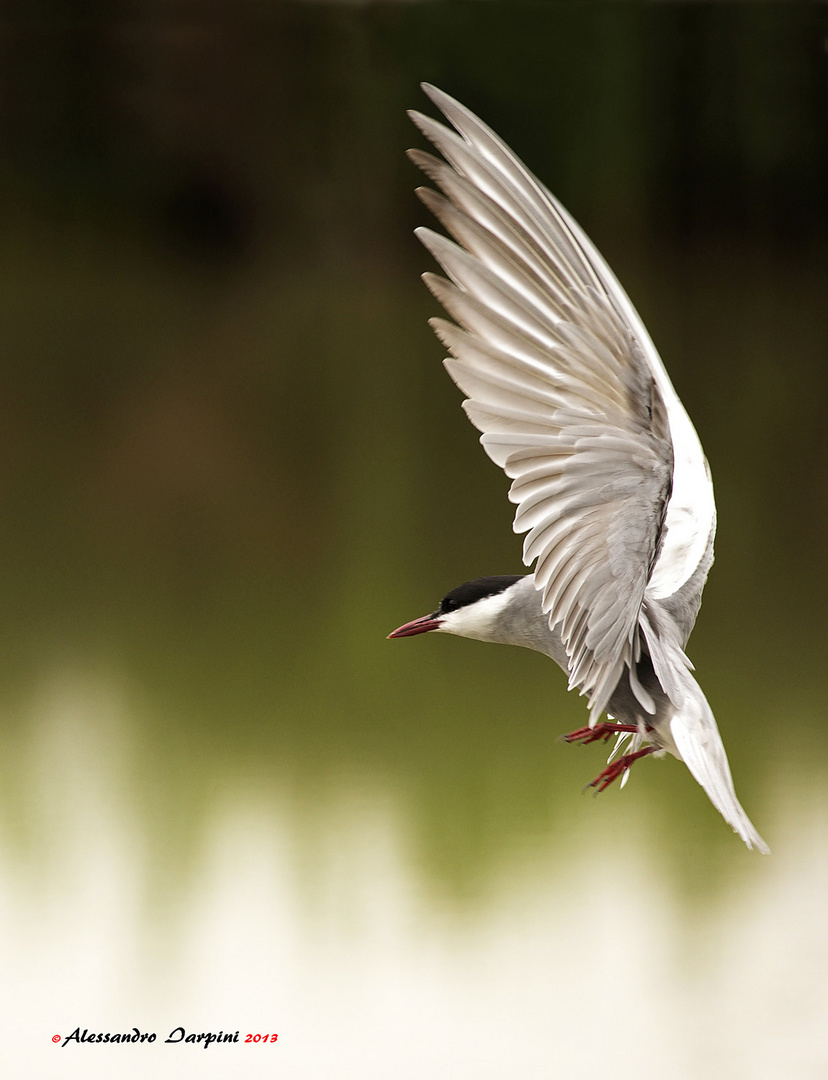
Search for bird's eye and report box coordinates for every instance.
[440,597,458,614]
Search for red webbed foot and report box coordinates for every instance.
[563,721,639,746]
[586,746,657,793]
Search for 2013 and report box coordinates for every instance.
[245,1033,279,1043]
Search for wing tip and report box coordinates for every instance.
[420,82,449,109]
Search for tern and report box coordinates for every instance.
[389,85,768,852]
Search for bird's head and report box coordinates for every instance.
[388,575,524,643]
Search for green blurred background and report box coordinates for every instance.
[1,3,827,1077]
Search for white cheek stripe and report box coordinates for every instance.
[440,589,513,640]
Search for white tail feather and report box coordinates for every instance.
[668,682,769,853]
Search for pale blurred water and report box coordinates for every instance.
[3,671,828,1078]
[1,5,827,1077]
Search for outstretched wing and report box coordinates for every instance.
[409,85,676,718]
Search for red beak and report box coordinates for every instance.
[387,614,441,638]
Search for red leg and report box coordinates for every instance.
[587,746,657,792]
[563,721,639,746]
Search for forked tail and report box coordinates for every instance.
[668,680,769,853]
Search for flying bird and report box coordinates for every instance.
[389,85,768,853]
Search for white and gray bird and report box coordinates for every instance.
[389,85,768,853]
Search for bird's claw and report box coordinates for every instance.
[563,721,638,746]
[585,746,657,794]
